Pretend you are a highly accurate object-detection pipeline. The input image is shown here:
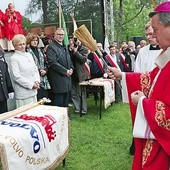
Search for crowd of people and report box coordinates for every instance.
[0,3,153,115]
[0,16,158,110]
[0,24,154,114]
[0,24,143,112]
[1,1,170,169]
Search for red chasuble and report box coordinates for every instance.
[0,10,5,39]
[125,60,170,169]
[4,10,23,40]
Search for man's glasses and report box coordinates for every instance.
[56,34,64,36]
[16,43,26,46]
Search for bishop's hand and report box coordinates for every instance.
[107,66,122,80]
[131,90,145,105]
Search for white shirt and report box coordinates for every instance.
[134,44,162,72]
[111,54,117,64]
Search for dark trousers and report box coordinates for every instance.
[37,88,50,100]
[129,138,135,155]
[114,81,122,103]
[53,92,70,107]
[0,100,8,114]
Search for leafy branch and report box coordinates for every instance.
[122,5,145,25]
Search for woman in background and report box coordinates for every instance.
[9,34,40,108]
[26,33,50,100]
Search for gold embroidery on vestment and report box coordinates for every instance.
[142,139,154,166]
[155,101,170,130]
[140,73,151,97]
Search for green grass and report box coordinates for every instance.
[56,97,133,170]
[0,97,133,170]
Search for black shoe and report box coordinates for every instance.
[129,140,135,155]
[75,109,80,113]
[82,110,87,115]
[129,146,135,155]
[80,111,87,116]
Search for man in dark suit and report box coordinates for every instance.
[69,38,90,114]
[0,46,13,113]
[46,28,74,107]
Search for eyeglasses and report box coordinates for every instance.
[56,34,64,36]
[16,43,26,46]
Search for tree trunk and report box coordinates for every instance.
[117,0,123,47]
[41,0,48,24]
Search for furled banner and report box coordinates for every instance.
[0,105,69,170]
[58,0,69,45]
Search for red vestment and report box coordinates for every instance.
[124,48,170,169]
[0,10,5,39]
[4,9,23,40]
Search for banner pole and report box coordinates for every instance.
[58,0,61,27]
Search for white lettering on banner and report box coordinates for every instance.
[5,136,24,157]
[25,156,49,165]
[1,120,41,154]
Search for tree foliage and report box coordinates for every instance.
[25,0,104,42]
[111,0,161,44]
[112,0,151,44]
[22,16,32,28]
[25,0,161,44]
[72,0,104,43]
